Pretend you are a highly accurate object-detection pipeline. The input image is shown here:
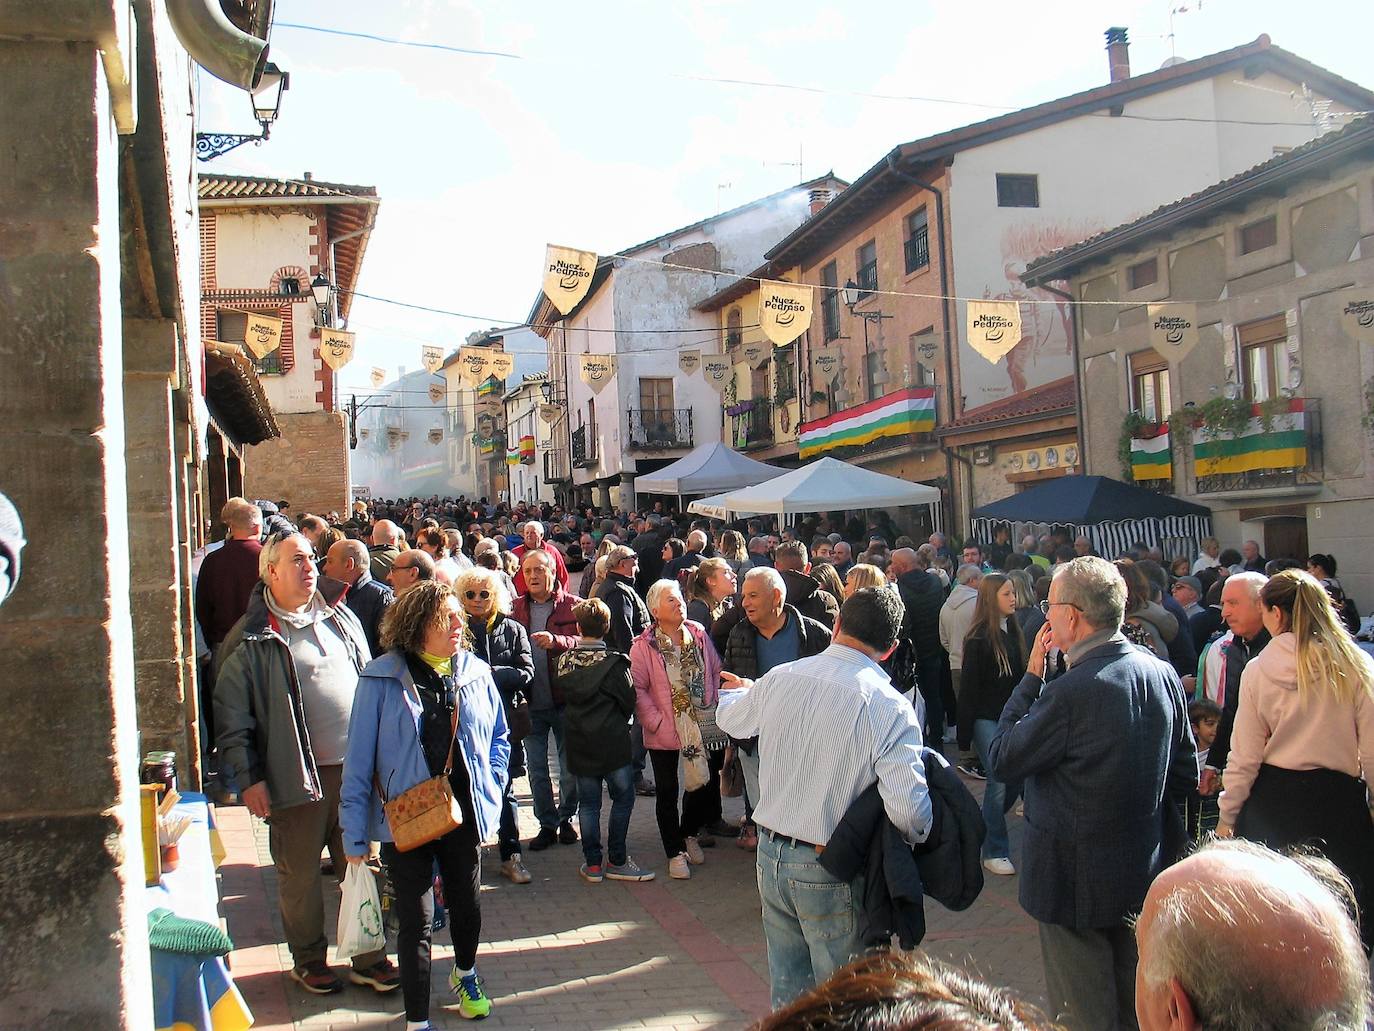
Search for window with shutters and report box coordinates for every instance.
[855,240,878,298]
[1129,349,1171,423]
[996,174,1039,208]
[821,261,840,340]
[1238,315,1288,401]
[1239,215,1277,255]
[904,207,930,274]
[217,309,283,375]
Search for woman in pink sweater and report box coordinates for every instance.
[1217,568,1374,950]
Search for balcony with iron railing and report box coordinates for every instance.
[728,398,774,449]
[855,259,878,300]
[544,446,570,482]
[904,226,930,275]
[1191,397,1321,498]
[628,408,694,450]
[571,425,598,468]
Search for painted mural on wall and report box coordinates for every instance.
[963,219,1102,404]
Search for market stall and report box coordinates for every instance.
[970,474,1212,559]
[633,441,786,500]
[687,456,941,520]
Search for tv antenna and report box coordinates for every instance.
[764,143,804,184]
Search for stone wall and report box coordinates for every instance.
[245,411,351,517]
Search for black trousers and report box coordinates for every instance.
[382,819,481,1022]
[648,747,725,858]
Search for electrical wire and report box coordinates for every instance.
[270,20,1367,129]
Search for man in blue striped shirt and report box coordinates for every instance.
[717,588,932,1008]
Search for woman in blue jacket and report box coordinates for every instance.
[341,580,510,1028]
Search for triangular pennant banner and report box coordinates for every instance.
[428,382,445,404]
[421,345,444,374]
[243,311,283,359]
[743,341,769,370]
[810,345,841,385]
[701,354,731,393]
[539,403,562,425]
[320,329,355,371]
[456,347,492,389]
[369,366,386,388]
[542,244,599,316]
[758,280,812,346]
[1147,303,1200,361]
[1337,286,1374,344]
[487,352,515,383]
[427,427,443,445]
[579,353,616,394]
[679,349,701,376]
[966,299,1023,364]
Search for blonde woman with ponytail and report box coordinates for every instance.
[1217,568,1374,951]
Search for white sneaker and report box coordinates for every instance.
[683,836,705,865]
[668,853,691,879]
[982,857,1016,876]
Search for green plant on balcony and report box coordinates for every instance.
[1195,395,1253,439]
[1117,411,1154,480]
[809,389,828,406]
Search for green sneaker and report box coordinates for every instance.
[449,968,492,1020]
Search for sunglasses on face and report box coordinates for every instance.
[464,590,491,601]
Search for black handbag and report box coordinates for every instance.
[507,690,533,742]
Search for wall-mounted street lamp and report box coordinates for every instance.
[310,272,333,328]
[540,380,554,404]
[196,62,290,161]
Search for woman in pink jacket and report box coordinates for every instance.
[1218,568,1374,951]
[630,579,724,881]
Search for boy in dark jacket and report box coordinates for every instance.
[555,599,655,884]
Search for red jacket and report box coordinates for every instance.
[511,541,569,596]
[511,584,582,704]
[195,538,264,648]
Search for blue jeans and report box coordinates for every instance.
[575,764,636,867]
[523,707,577,829]
[756,829,864,1009]
[972,718,1014,860]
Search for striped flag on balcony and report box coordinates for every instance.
[1193,398,1307,477]
[1130,427,1172,481]
[798,387,936,459]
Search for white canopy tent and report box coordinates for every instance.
[633,442,785,497]
[687,456,941,518]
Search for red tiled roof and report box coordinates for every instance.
[939,376,1077,433]
[198,173,377,201]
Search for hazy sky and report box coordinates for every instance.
[198,1,1370,393]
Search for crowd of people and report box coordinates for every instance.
[191,491,1374,1030]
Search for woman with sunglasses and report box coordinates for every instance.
[455,567,534,883]
[340,580,510,1028]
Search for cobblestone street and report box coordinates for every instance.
[220,761,1044,1030]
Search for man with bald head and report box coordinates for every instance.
[368,519,402,581]
[1135,839,1368,1030]
[322,538,392,659]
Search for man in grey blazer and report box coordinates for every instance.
[989,556,1196,1031]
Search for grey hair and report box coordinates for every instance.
[1051,556,1125,630]
[1225,570,1267,600]
[686,529,708,550]
[456,566,512,615]
[645,578,683,613]
[743,566,785,597]
[954,563,983,586]
[520,548,556,572]
[523,519,544,537]
[259,531,310,582]
[1139,839,1368,1030]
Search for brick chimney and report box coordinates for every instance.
[1105,27,1130,82]
[808,187,831,216]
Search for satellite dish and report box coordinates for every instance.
[1160,56,1188,68]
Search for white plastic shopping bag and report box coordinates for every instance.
[337,862,386,960]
